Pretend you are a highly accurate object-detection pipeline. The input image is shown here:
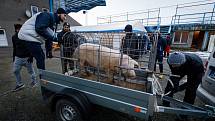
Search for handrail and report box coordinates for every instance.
[176,12,214,17]
[97,0,215,27]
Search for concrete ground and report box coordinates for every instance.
[0,49,214,121]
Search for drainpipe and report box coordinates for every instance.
[49,0,53,13]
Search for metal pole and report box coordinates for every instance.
[109,16,111,23]
[174,5,179,26]
[210,2,215,24]
[49,0,53,13]
[147,9,149,26]
[202,13,206,24]
[126,12,129,22]
[158,8,160,28]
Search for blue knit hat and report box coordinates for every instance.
[168,52,186,66]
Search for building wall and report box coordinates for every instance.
[0,0,81,60]
[0,0,49,47]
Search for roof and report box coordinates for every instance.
[70,21,147,33]
[54,0,106,13]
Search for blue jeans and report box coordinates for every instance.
[13,56,36,86]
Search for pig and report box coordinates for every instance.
[73,43,139,79]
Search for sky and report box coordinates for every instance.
[68,0,214,26]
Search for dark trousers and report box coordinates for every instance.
[154,54,163,73]
[26,41,45,70]
[62,51,74,73]
[163,73,203,106]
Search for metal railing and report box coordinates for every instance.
[97,0,215,28]
[172,1,215,25]
[97,8,161,27]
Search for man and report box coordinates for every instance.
[122,24,148,59]
[18,8,67,71]
[57,22,72,73]
[12,24,37,91]
[58,22,87,73]
[154,32,166,76]
[163,52,204,106]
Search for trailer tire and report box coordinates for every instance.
[56,99,83,121]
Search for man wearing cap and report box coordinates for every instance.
[163,52,204,106]
[18,8,67,71]
[12,24,37,91]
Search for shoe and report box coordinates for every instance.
[12,84,25,92]
[30,81,38,88]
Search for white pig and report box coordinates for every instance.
[73,43,139,78]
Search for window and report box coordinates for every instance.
[181,32,189,43]
[0,29,8,46]
[174,32,181,43]
[31,5,39,15]
[173,31,189,44]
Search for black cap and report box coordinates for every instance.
[14,24,22,30]
[124,24,132,32]
[57,8,67,14]
[63,22,70,27]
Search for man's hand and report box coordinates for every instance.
[46,51,53,58]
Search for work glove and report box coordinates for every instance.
[46,51,53,58]
[27,57,33,63]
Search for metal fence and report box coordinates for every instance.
[59,31,157,91]
[172,1,215,25]
[97,0,215,26]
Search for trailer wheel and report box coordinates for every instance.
[56,99,83,121]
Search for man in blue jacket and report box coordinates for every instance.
[18,8,67,71]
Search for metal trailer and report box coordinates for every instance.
[40,30,215,121]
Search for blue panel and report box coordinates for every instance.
[54,0,106,13]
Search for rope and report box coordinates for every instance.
[152,74,174,99]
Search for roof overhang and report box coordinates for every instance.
[54,0,106,13]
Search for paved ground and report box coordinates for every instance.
[0,50,214,121]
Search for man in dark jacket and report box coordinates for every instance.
[12,24,37,91]
[57,22,72,73]
[18,8,67,71]
[122,24,148,59]
[58,23,87,73]
[163,52,204,106]
[154,32,167,76]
